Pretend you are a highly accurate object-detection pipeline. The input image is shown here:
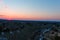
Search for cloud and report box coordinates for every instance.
[0,15,6,17]
[0,15,4,16]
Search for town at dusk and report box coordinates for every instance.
[0,0,60,40]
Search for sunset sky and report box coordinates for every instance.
[0,0,60,21]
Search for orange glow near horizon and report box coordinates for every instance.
[0,8,60,20]
[0,14,60,20]
[0,10,60,20]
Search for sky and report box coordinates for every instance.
[0,0,60,21]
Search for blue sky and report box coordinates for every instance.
[0,0,60,21]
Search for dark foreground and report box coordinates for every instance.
[0,19,60,40]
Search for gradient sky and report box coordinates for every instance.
[0,0,60,21]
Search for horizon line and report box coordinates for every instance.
[0,18,60,22]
